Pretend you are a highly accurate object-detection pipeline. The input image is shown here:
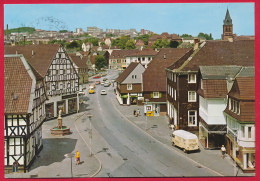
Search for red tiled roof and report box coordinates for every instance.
[177,40,255,71]
[229,77,255,100]
[110,49,139,59]
[198,80,227,98]
[4,56,33,114]
[116,62,139,84]
[143,48,193,92]
[68,54,88,68]
[5,44,61,77]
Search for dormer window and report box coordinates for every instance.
[229,98,240,115]
[188,74,196,83]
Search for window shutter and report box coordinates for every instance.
[151,93,153,98]
[159,92,162,98]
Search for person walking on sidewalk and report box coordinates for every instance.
[136,109,140,117]
[75,150,80,165]
[221,145,226,159]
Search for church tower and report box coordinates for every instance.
[222,9,233,40]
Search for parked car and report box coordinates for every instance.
[93,75,101,79]
[95,81,101,85]
[101,90,107,95]
[103,78,108,81]
[111,79,115,83]
[101,82,105,86]
[171,130,200,153]
[78,91,85,95]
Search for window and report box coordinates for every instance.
[188,74,196,83]
[171,73,174,81]
[142,57,145,61]
[132,75,137,79]
[153,92,159,98]
[248,127,252,139]
[188,110,197,126]
[171,88,174,98]
[138,58,141,61]
[241,126,245,138]
[174,74,176,82]
[174,90,176,100]
[148,57,151,61]
[127,84,132,90]
[188,91,196,102]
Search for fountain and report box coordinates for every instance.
[50,110,71,135]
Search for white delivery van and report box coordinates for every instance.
[171,130,200,153]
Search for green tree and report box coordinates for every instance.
[66,41,80,49]
[111,36,131,49]
[95,55,107,70]
[125,39,136,49]
[180,34,193,38]
[135,34,151,45]
[152,39,170,49]
[169,41,179,48]
[59,30,68,33]
[198,32,214,40]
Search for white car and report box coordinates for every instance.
[78,91,85,95]
[101,90,107,95]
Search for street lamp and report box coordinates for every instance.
[145,99,149,131]
[87,114,93,157]
[64,153,75,178]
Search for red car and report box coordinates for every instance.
[93,75,101,79]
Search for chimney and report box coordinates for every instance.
[228,37,233,42]
[163,53,166,59]
[32,50,34,56]
[193,38,199,50]
[6,24,9,40]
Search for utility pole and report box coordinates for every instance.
[87,114,93,156]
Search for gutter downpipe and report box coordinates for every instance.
[177,73,180,129]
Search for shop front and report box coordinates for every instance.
[68,98,77,113]
[57,101,66,116]
[45,103,54,119]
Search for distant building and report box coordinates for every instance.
[222,9,235,40]
[76,28,84,35]
[87,27,103,37]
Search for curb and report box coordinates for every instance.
[110,97,224,177]
[73,112,102,177]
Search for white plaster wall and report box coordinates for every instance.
[207,99,227,125]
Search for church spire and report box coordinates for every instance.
[223,8,232,25]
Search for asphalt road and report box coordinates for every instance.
[82,70,219,177]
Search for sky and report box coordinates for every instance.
[4,3,255,39]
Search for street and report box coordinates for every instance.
[80,70,220,177]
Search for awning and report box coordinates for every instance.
[130,95,138,98]
[121,65,126,68]
[121,95,128,98]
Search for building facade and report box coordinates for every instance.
[116,62,145,105]
[5,44,80,120]
[4,54,47,173]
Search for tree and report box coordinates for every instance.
[135,34,151,45]
[95,55,107,70]
[169,41,179,48]
[197,32,214,40]
[125,39,136,49]
[111,36,131,49]
[152,39,170,49]
[181,34,193,38]
[66,41,80,49]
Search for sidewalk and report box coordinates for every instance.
[110,96,255,177]
[5,112,101,178]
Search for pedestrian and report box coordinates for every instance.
[133,109,136,116]
[137,109,140,117]
[75,150,80,165]
[221,145,226,159]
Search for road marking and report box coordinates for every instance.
[110,98,223,176]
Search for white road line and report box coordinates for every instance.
[110,98,224,177]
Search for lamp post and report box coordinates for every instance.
[87,114,93,156]
[145,99,149,131]
[64,153,75,178]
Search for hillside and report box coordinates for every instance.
[4,27,35,35]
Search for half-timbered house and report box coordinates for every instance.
[4,54,47,173]
[5,44,79,119]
